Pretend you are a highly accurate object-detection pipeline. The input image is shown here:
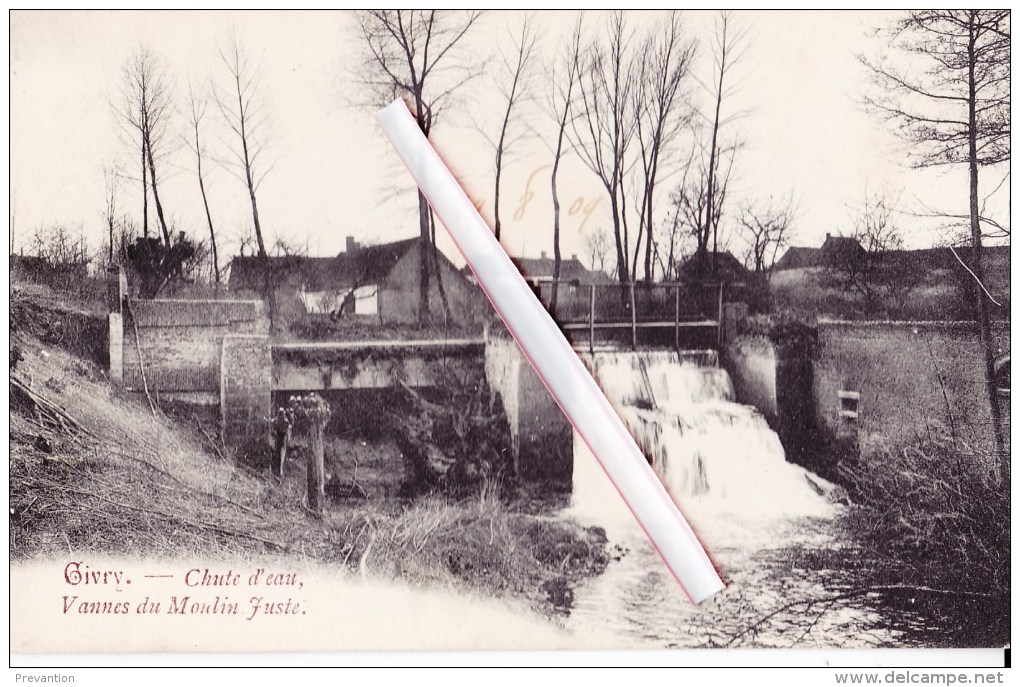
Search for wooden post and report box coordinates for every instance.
[630,282,637,350]
[589,283,596,354]
[717,282,725,348]
[289,393,330,517]
[674,283,680,353]
[307,422,325,515]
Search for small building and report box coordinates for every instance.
[227,236,488,330]
[775,234,866,271]
[511,251,610,285]
[677,251,752,283]
[774,246,823,271]
[821,233,866,267]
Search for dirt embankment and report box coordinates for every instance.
[9,287,608,617]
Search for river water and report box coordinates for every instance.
[563,351,928,648]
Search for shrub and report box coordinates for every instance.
[738,311,819,358]
[840,426,1009,642]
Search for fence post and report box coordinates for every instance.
[674,283,680,353]
[630,282,637,350]
[589,283,596,354]
[717,282,725,348]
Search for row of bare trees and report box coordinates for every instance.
[108,37,273,303]
[354,10,792,322]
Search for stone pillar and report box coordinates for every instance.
[220,335,272,450]
[107,266,125,383]
[109,313,123,383]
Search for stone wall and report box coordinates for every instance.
[725,337,778,418]
[220,335,273,449]
[109,276,271,448]
[121,298,268,403]
[483,329,573,486]
[813,320,1010,458]
[725,320,1010,477]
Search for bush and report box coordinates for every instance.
[738,311,819,358]
[840,426,1009,642]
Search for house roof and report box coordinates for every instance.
[511,255,607,283]
[677,251,750,281]
[775,246,824,270]
[228,237,420,292]
[821,235,865,253]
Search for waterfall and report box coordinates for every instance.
[572,350,835,540]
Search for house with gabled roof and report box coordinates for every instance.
[227,235,488,330]
[510,251,612,285]
[775,233,866,271]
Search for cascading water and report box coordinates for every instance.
[565,350,869,647]
[572,350,835,540]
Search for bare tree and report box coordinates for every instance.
[738,195,795,278]
[700,11,748,277]
[491,15,537,242]
[118,46,176,246]
[573,11,637,285]
[630,11,696,284]
[216,36,277,320]
[216,37,271,260]
[583,226,614,276]
[354,10,484,323]
[668,139,738,276]
[863,10,1010,476]
[187,84,220,293]
[547,17,583,312]
[826,190,926,317]
[30,223,89,266]
[103,166,119,264]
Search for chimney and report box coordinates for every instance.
[825,233,831,241]
[541,251,547,260]
[346,236,357,253]
[571,253,578,261]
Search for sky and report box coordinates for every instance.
[9,10,996,271]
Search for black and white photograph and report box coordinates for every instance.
[8,10,1010,657]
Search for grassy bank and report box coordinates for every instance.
[10,307,607,617]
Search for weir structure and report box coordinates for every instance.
[106,265,750,479]
[525,279,732,353]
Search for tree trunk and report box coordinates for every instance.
[428,210,452,324]
[644,179,655,283]
[194,124,220,293]
[966,22,1006,481]
[199,171,219,294]
[306,422,325,515]
[494,158,503,241]
[610,193,628,285]
[144,140,171,247]
[141,145,148,239]
[417,190,432,323]
[550,129,565,315]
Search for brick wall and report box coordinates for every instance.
[220,335,272,448]
[121,299,268,396]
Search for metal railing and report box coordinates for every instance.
[525,279,726,352]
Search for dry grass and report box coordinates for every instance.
[10,329,607,615]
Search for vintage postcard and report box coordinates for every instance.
[9,10,1010,657]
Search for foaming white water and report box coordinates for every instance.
[571,350,835,542]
